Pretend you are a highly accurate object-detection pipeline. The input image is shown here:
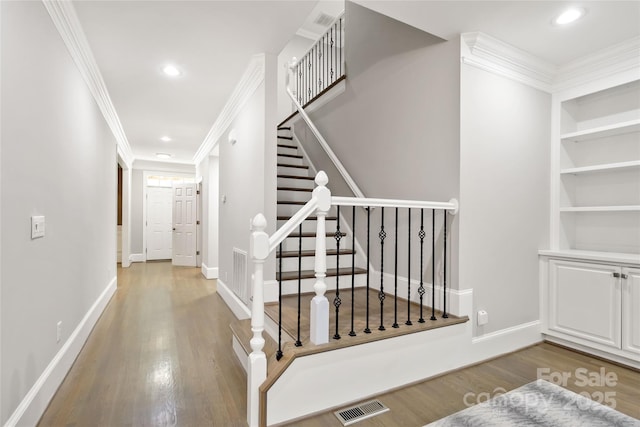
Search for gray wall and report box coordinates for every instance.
[1,2,117,421]
[295,2,461,292]
[196,155,220,273]
[459,64,550,336]
[219,54,278,288]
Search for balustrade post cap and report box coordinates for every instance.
[315,171,328,187]
[252,213,267,231]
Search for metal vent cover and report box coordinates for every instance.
[334,399,389,426]
[313,12,335,27]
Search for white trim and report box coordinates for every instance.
[232,335,249,372]
[461,32,556,93]
[472,320,541,345]
[554,36,640,92]
[201,263,218,279]
[129,253,145,263]
[192,54,266,165]
[544,335,640,370]
[217,279,251,320]
[42,0,133,168]
[4,277,117,427]
[295,28,322,41]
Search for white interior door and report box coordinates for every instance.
[147,187,173,260]
[172,183,197,266]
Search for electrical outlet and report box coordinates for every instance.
[477,310,489,326]
[57,321,62,343]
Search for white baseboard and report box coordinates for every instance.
[129,253,145,263]
[201,263,218,279]
[232,335,249,373]
[4,276,117,427]
[471,320,542,358]
[217,279,251,320]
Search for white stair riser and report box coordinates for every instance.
[277,166,309,177]
[277,146,298,154]
[278,254,355,271]
[277,177,314,189]
[277,219,337,233]
[277,204,338,216]
[277,190,313,203]
[281,236,350,252]
[277,156,305,167]
[276,274,368,296]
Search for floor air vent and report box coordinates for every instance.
[334,400,389,426]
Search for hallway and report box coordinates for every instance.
[38,262,247,426]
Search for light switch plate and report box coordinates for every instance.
[31,216,45,239]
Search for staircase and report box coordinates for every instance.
[275,126,366,295]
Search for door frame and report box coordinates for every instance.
[117,154,131,268]
[142,170,195,262]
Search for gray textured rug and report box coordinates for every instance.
[425,380,640,426]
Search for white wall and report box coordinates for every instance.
[219,54,278,291]
[1,2,117,423]
[277,35,314,122]
[196,155,219,278]
[459,64,550,337]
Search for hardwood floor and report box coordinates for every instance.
[38,262,247,427]
[38,262,639,427]
[290,342,640,426]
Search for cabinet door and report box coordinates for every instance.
[622,267,640,355]
[549,260,621,348]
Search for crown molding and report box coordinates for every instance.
[554,36,640,92]
[461,32,557,93]
[192,54,265,165]
[42,0,134,168]
[461,32,640,95]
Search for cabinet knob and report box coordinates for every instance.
[613,272,620,278]
[621,273,628,280]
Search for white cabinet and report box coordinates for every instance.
[541,257,639,367]
[622,267,640,356]
[548,260,621,348]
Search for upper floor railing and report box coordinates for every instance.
[292,14,344,107]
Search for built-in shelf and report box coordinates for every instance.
[561,119,640,142]
[539,249,640,266]
[560,160,640,175]
[559,205,640,212]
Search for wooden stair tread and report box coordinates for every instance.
[277,215,337,221]
[278,175,314,180]
[277,136,293,140]
[278,153,303,159]
[277,144,297,149]
[288,231,345,238]
[277,163,309,169]
[277,267,365,281]
[277,187,312,192]
[277,249,355,258]
[277,126,291,131]
[277,200,307,205]
[230,318,278,358]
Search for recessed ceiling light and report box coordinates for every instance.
[160,136,172,142]
[155,153,172,160]
[554,8,585,25]
[162,64,181,77]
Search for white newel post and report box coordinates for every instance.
[310,172,331,345]
[248,214,268,427]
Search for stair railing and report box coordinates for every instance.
[247,171,458,426]
[284,15,364,199]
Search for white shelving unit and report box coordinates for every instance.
[540,73,640,368]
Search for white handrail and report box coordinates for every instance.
[332,196,459,215]
[285,64,365,199]
[268,197,318,253]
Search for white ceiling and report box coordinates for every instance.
[74,1,640,165]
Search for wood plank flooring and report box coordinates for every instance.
[290,342,640,426]
[37,262,640,427]
[37,262,247,427]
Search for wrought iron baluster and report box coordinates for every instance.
[364,207,371,334]
[443,211,448,319]
[349,205,356,337]
[333,205,342,339]
[296,223,302,347]
[378,207,386,331]
[277,242,284,360]
[431,210,437,321]
[418,209,425,323]
[339,17,343,77]
[393,207,399,328]
[406,208,412,326]
[330,25,335,82]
